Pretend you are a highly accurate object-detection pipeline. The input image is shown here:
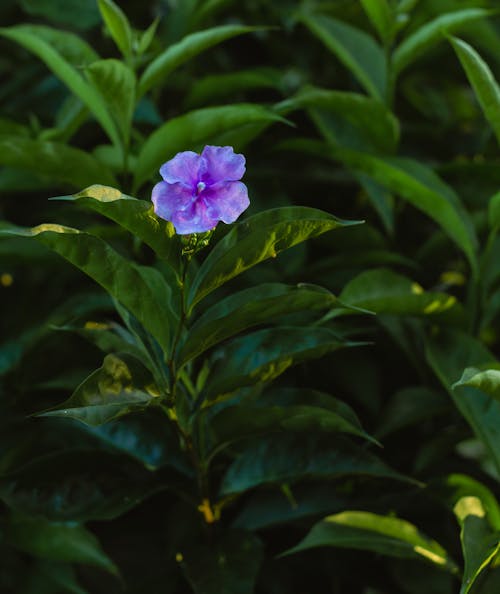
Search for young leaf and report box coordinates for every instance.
[0,25,121,148]
[138,25,260,97]
[360,0,394,43]
[5,512,119,575]
[57,184,180,267]
[179,283,337,365]
[137,17,160,55]
[133,103,286,190]
[85,59,136,146]
[453,367,500,404]
[97,0,133,60]
[454,496,500,594]
[282,511,458,572]
[299,11,387,101]
[219,434,411,496]
[204,327,357,401]
[188,207,361,308]
[450,36,500,148]
[0,224,175,353]
[0,136,117,188]
[392,9,490,75]
[39,353,160,426]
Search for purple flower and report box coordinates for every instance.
[152,146,250,235]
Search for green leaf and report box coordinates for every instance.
[204,388,378,459]
[426,329,500,477]
[393,9,490,75]
[138,25,260,97]
[188,207,361,308]
[282,511,457,572]
[97,0,133,59]
[181,531,263,594]
[39,353,160,426]
[19,0,100,31]
[488,191,500,231]
[85,59,136,147]
[204,326,359,401]
[299,12,387,101]
[58,184,180,267]
[340,268,458,316]
[334,150,478,272]
[453,367,500,404]
[360,0,394,43]
[454,496,500,593]
[133,103,286,191]
[137,18,160,55]
[179,283,337,365]
[0,224,175,353]
[5,512,119,575]
[219,434,411,496]
[0,25,121,148]
[0,136,117,189]
[280,86,399,152]
[450,36,500,148]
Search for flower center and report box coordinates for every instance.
[196,181,206,195]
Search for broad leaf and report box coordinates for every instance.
[453,367,500,404]
[138,25,260,97]
[204,326,359,401]
[219,434,410,496]
[0,25,120,148]
[133,103,286,190]
[300,11,387,101]
[0,136,117,188]
[188,207,361,308]
[179,283,337,365]
[360,0,394,43]
[393,9,490,75]
[5,512,119,575]
[0,224,175,353]
[97,0,133,59]
[39,353,160,426]
[282,511,457,572]
[454,496,500,594]
[340,268,458,316]
[450,37,500,147]
[57,184,180,267]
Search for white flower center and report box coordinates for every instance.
[196,181,206,195]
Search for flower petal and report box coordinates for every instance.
[171,199,219,234]
[203,181,250,224]
[152,181,194,222]
[201,146,245,184]
[159,151,205,186]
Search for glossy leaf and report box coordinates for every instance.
[360,0,394,43]
[335,150,478,271]
[393,9,490,75]
[340,268,458,316]
[138,25,260,97]
[39,353,160,426]
[204,326,359,401]
[454,496,500,594]
[282,511,457,572]
[426,329,500,477]
[5,512,119,575]
[57,184,180,267]
[97,0,133,59]
[450,36,500,147]
[0,136,117,188]
[219,434,410,496]
[0,224,175,353]
[133,103,286,190]
[85,59,136,146]
[188,207,361,308]
[300,11,387,101]
[0,25,120,148]
[179,283,337,365]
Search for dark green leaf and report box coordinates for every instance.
[179,283,337,365]
[488,191,500,231]
[133,104,286,190]
[97,0,133,59]
[19,1,100,31]
[360,0,394,43]
[219,434,411,496]
[138,25,260,97]
[39,353,160,426]
[282,511,457,572]
[188,207,361,308]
